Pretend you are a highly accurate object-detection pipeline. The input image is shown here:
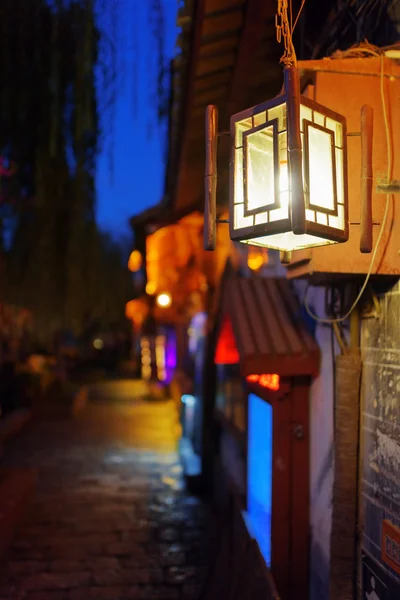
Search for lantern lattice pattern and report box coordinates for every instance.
[230,79,348,252]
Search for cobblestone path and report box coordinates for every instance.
[0,382,215,600]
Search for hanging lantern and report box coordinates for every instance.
[204,68,349,254]
[140,333,169,382]
[128,250,143,273]
[125,299,149,331]
[230,68,348,252]
[140,313,157,382]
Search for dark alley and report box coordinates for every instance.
[1,1,400,599]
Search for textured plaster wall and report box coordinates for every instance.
[361,281,400,591]
[294,283,337,600]
[285,273,400,599]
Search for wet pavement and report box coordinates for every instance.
[0,381,215,600]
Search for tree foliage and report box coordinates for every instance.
[0,0,167,343]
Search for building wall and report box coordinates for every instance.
[297,284,336,600]
[361,281,400,594]
[221,248,400,596]
[301,280,400,598]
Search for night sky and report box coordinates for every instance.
[95,1,178,241]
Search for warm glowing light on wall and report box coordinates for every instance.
[125,300,136,320]
[247,247,268,271]
[128,250,143,273]
[146,281,157,295]
[140,337,152,381]
[246,374,280,391]
[155,335,167,382]
[156,292,172,308]
[125,299,149,330]
[229,68,348,252]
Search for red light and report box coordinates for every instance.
[259,374,280,391]
[214,316,240,365]
[247,373,280,391]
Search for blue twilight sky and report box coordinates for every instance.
[95,1,178,241]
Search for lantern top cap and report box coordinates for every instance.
[230,68,346,127]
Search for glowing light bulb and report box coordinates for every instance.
[156,293,172,308]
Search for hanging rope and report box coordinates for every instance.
[275,0,306,67]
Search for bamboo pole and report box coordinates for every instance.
[204,105,218,251]
[360,105,373,253]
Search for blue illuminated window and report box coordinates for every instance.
[247,393,273,566]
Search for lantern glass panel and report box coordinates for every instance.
[245,125,275,213]
[253,111,267,127]
[313,110,325,126]
[300,104,312,127]
[307,125,335,211]
[268,104,286,131]
[234,203,253,228]
[235,117,252,148]
[234,148,244,205]
[335,147,345,204]
[233,102,287,233]
[301,108,346,234]
[243,231,335,252]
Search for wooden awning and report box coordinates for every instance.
[220,273,320,377]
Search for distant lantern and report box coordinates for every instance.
[128,250,143,273]
[146,280,157,296]
[125,299,149,331]
[140,336,153,381]
[229,68,348,253]
[156,292,172,309]
[247,246,268,271]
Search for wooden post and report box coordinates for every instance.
[285,67,306,235]
[204,105,218,251]
[329,352,362,600]
[360,105,373,254]
[290,377,310,600]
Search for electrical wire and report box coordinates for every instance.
[304,49,393,324]
[292,0,306,33]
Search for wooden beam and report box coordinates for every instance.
[226,0,278,120]
[173,0,207,209]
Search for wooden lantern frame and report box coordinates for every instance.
[229,67,349,251]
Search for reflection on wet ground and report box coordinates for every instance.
[0,382,216,599]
